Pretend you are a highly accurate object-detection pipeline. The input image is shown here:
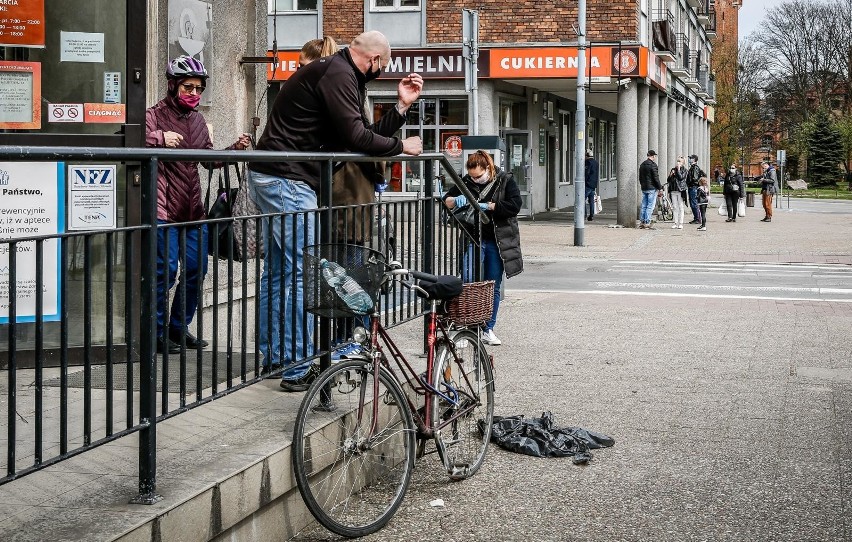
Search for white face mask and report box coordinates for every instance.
[730,168,736,173]
[471,170,491,185]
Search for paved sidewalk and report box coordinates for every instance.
[0,198,850,541]
[522,197,852,264]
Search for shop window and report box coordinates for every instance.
[499,100,524,129]
[371,0,421,11]
[609,123,617,178]
[598,120,607,179]
[269,0,317,11]
[374,98,468,192]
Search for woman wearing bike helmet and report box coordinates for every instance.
[146,55,251,354]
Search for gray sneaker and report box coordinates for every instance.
[279,364,320,392]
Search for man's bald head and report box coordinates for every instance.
[351,31,390,57]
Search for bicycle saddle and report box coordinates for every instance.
[416,275,463,300]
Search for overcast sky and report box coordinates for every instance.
[738,0,787,39]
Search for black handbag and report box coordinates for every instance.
[204,163,242,261]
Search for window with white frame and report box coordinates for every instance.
[269,0,317,12]
[371,0,421,11]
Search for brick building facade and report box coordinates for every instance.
[267,0,716,225]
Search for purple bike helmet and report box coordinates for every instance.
[166,55,208,81]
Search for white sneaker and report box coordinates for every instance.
[482,329,502,346]
[677,225,683,229]
[671,224,678,229]
[697,226,706,231]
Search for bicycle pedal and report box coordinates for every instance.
[449,464,469,481]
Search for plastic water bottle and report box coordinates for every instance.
[320,259,374,313]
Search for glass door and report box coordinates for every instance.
[503,130,532,217]
[1,0,145,366]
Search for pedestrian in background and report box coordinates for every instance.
[249,30,423,391]
[759,161,778,223]
[443,150,523,346]
[723,164,743,223]
[146,55,250,354]
[638,150,662,230]
[667,155,688,229]
[585,149,599,221]
[697,176,710,231]
[686,154,706,224]
[298,36,338,68]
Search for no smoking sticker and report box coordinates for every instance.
[48,104,83,123]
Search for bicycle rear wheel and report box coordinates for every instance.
[431,328,495,480]
[292,360,416,538]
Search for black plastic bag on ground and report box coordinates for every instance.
[487,411,615,464]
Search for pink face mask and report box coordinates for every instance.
[177,94,201,111]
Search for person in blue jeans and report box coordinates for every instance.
[443,150,524,346]
[584,149,599,221]
[638,149,662,229]
[146,55,250,354]
[249,31,423,391]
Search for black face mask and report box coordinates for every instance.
[365,65,382,82]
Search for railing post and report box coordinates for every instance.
[131,156,163,504]
[422,159,435,350]
[318,159,333,373]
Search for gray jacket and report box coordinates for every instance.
[761,168,778,195]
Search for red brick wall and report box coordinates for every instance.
[318,1,639,46]
[323,0,364,44]
[426,0,638,45]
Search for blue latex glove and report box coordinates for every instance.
[478,202,489,211]
[375,181,388,193]
[454,195,468,208]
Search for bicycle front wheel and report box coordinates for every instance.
[292,360,416,538]
[432,328,495,480]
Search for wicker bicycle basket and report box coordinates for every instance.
[304,244,386,318]
[443,280,495,326]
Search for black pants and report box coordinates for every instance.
[725,193,739,220]
[699,203,708,227]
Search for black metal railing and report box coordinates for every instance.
[0,147,484,502]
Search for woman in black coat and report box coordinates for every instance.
[723,164,744,222]
[444,150,523,346]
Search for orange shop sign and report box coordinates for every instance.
[266,50,302,81]
[0,0,46,48]
[83,103,126,124]
[488,46,647,79]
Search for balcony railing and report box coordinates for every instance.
[652,8,677,62]
[671,33,690,76]
[698,0,717,35]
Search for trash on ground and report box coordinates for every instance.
[607,224,624,228]
[429,498,445,508]
[487,411,615,464]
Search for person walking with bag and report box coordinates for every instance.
[443,150,523,346]
[585,149,599,221]
[146,55,250,354]
[667,156,688,229]
[759,161,778,222]
[722,164,744,223]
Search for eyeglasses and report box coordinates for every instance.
[374,55,388,70]
[179,83,206,94]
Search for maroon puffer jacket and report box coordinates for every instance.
[146,96,233,222]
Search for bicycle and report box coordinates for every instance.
[656,190,674,223]
[292,243,496,538]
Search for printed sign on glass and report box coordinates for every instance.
[0,161,64,323]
